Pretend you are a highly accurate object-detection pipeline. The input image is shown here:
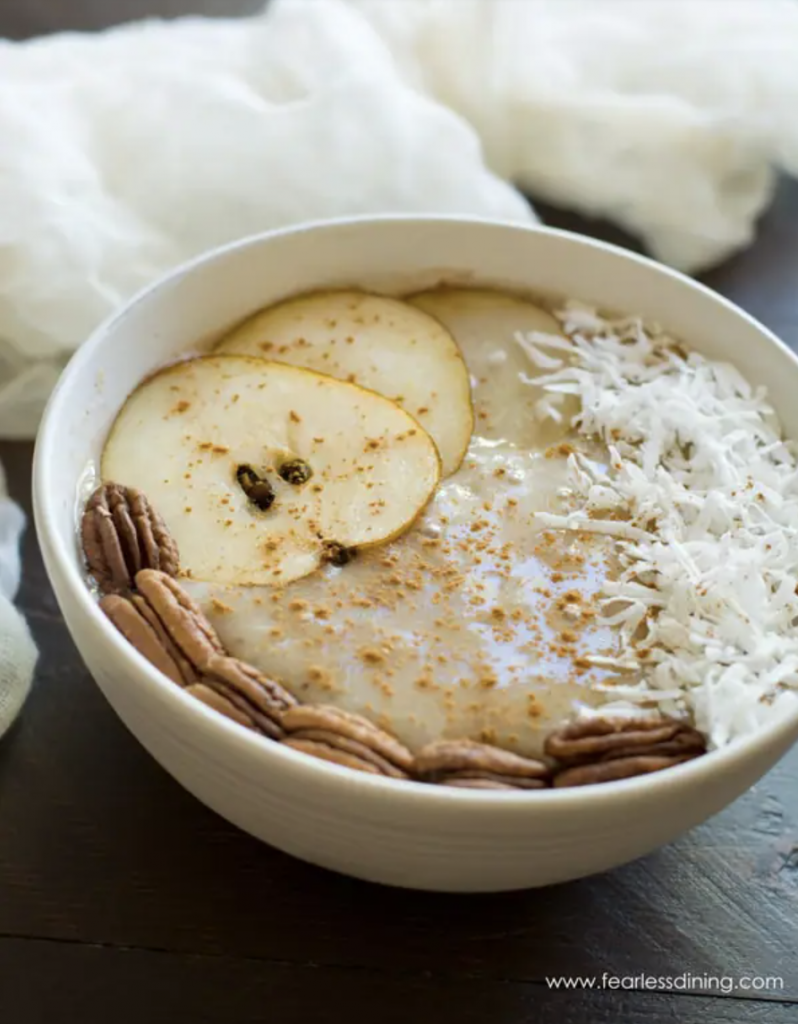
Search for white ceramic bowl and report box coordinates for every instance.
[34,216,798,892]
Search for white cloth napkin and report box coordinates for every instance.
[0,466,36,740]
[2,0,798,733]
[348,0,798,267]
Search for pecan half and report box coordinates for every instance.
[134,569,224,667]
[201,654,297,740]
[129,592,200,686]
[547,716,706,788]
[102,569,295,738]
[553,754,699,788]
[186,683,258,731]
[283,738,385,775]
[100,593,188,687]
[82,483,179,595]
[281,705,414,778]
[415,739,550,790]
[100,571,222,682]
[442,778,517,791]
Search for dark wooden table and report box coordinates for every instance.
[2,3,798,1022]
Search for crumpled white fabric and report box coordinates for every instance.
[344,0,798,270]
[2,0,798,733]
[0,0,530,439]
[0,466,37,740]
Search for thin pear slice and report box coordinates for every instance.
[409,288,575,447]
[217,290,473,476]
[102,355,441,586]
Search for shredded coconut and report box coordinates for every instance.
[519,301,798,749]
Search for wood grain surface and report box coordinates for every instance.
[1,3,797,1022]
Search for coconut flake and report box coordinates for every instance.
[519,306,798,749]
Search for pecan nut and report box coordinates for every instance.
[186,683,259,731]
[82,483,179,595]
[281,705,414,778]
[100,570,221,683]
[134,569,224,667]
[129,592,201,686]
[201,654,297,740]
[283,738,388,775]
[442,777,518,791]
[415,739,550,790]
[553,753,699,788]
[547,716,706,788]
[101,570,295,739]
[100,593,189,687]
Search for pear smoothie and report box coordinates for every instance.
[97,288,629,761]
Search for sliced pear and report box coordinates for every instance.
[409,288,575,447]
[410,287,563,336]
[102,355,441,586]
[217,290,473,476]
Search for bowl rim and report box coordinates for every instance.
[33,213,798,811]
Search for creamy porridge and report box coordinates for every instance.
[80,284,798,787]
[183,290,627,759]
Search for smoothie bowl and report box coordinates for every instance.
[33,217,798,891]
